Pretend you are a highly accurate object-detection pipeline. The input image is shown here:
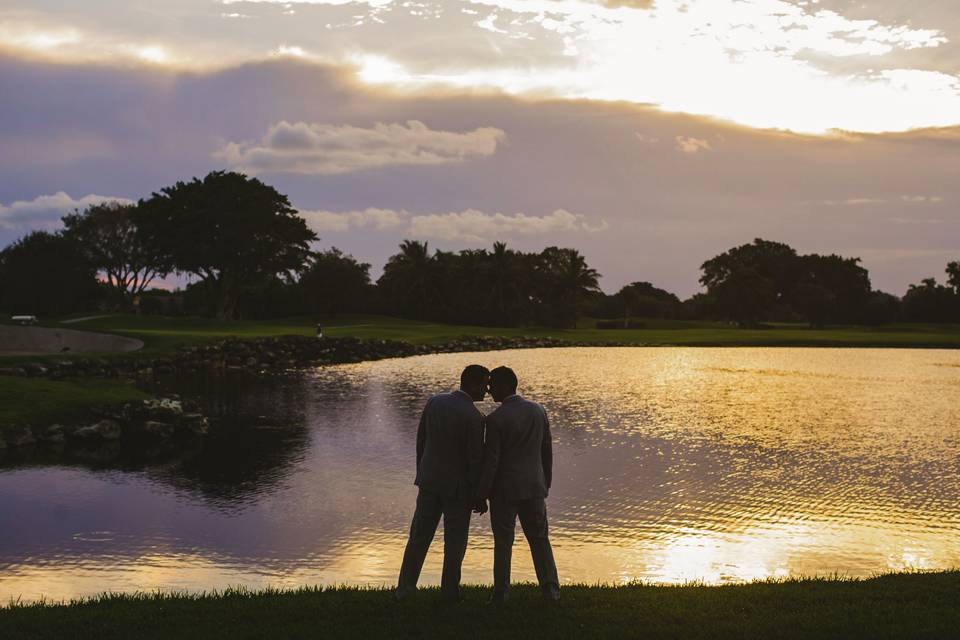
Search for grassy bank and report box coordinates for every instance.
[0,376,149,433]
[7,313,960,357]
[1,572,958,639]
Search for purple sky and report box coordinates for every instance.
[1,1,958,296]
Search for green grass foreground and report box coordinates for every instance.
[6,313,960,357]
[1,572,958,639]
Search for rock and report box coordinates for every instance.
[40,425,66,445]
[0,367,27,377]
[142,398,183,418]
[7,426,36,447]
[180,413,209,435]
[21,363,50,376]
[143,421,174,439]
[73,419,123,441]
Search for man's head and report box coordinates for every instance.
[488,366,518,403]
[460,364,490,401]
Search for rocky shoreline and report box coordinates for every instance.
[0,395,209,453]
[0,334,608,380]
[0,335,606,453]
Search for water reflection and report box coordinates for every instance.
[1,348,959,601]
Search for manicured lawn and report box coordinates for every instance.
[1,572,957,639]
[8,313,960,356]
[0,376,149,432]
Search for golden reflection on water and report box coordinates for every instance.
[1,347,958,601]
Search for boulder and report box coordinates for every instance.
[73,419,123,441]
[180,413,209,435]
[0,367,27,377]
[142,398,183,418]
[40,425,66,445]
[7,426,36,447]
[143,421,175,439]
[21,362,50,376]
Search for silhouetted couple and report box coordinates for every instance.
[395,365,560,604]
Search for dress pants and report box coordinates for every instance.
[396,487,472,600]
[490,497,560,599]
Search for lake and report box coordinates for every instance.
[1,347,959,601]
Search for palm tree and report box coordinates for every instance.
[484,241,526,326]
[535,247,601,328]
[378,240,438,319]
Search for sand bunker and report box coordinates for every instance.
[0,325,144,355]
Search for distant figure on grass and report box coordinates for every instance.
[475,366,560,603]
[395,364,490,603]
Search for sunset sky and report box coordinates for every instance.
[1,0,958,296]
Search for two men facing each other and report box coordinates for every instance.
[395,365,560,603]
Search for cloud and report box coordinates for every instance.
[901,195,944,203]
[214,120,506,175]
[0,191,133,230]
[299,207,405,232]
[407,208,608,243]
[297,206,608,242]
[818,197,886,206]
[675,136,711,154]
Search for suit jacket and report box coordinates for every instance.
[414,390,485,500]
[476,395,553,501]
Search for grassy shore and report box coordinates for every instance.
[5,313,960,357]
[0,376,149,430]
[1,572,958,639]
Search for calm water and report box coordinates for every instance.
[1,347,959,601]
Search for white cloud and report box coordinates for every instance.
[0,192,133,230]
[214,120,505,175]
[297,206,608,242]
[901,195,944,203]
[299,207,405,232]
[407,208,608,242]
[675,136,712,154]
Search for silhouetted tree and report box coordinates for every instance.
[0,231,101,315]
[700,239,801,311]
[533,247,600,328]
[793,253,871,325]
[947,261,960,293]
[139,171,316,320]
[300,248,372,315]
[62,201,170,308]
[902,277,957,323]
[483,242,530,326]
[709,266,776,328]
[377,240,440,320]
[862,291,902,325]
[613,281,681,324]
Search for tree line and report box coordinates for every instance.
[1,171,958,327]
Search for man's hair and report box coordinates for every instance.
[489,366,518,393]
[460,364,490,388]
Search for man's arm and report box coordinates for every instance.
[541,406,553,490]
[415,400,430,468]
[475,414,501,500]
[467,412,485,494]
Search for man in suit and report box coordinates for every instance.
[395,364,490,603]
[475,366,560,602]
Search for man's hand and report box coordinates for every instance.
[473,498,488,515]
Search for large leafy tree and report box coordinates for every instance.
[140,171,316,319]
[613,281,682,324]
[300,248,372,316]
[0,231,101,315]
[62,201,170,308]
[700,238,800,315]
